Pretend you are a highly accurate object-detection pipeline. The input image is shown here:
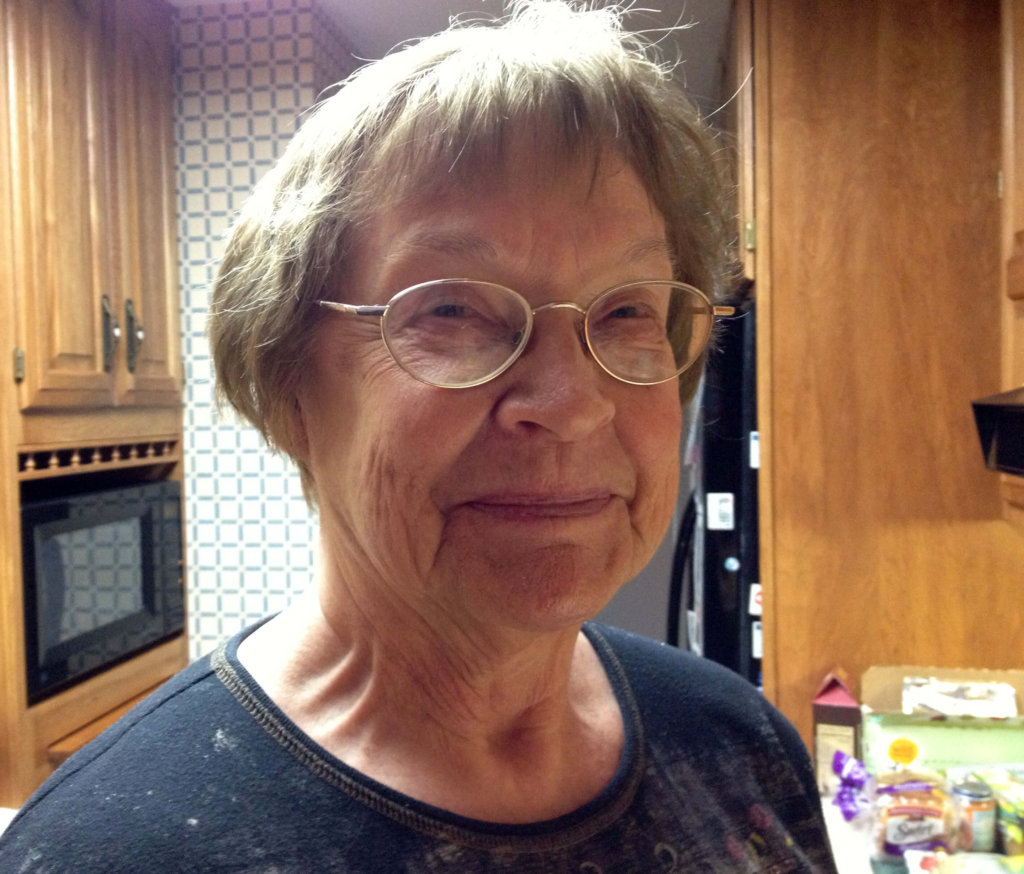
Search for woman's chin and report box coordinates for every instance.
[433,543,638,636]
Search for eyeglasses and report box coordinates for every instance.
[316,279,735,389]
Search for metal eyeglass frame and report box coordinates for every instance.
[316,278,736,389]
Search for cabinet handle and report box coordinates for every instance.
[124,299,144,374]
[101,295,120,373]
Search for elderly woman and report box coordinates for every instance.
[0,3,837,872]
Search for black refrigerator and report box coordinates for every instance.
[668,281,761,687]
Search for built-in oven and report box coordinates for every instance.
[20,479,185,704]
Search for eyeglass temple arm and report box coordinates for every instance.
[317,300,387,318]
[713,306,736,317]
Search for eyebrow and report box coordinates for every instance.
[622,237,675,267]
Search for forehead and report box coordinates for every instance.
[347,151,672,292]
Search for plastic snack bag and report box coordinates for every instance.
[873,770,955,860]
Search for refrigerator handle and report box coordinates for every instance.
[667,490,697,648]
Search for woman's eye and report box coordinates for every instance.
[431,303,471,318]
[607,304,643,319]
[601,299,659,322]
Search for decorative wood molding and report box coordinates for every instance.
[17,437,180,481]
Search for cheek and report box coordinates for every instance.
[625,389,683,524]
[301,357,484,529]
[299,333,405,466]
[304,379,454,579]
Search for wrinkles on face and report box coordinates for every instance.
[318,398,445,596]
[301,154,682,645]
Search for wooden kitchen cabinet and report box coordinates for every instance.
[753,0,1024,745]
[1002,0,1024,527]
[6,0,113,410]
[0,0,186,806]
[6,0,181,414]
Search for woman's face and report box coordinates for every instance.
[297,152,683,637]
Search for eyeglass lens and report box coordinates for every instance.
[381,280,713,388]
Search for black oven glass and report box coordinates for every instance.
[40,517,145,652]
[21,480,184,703]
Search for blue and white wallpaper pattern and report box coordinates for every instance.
[172,0,356,658]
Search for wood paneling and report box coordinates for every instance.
[755,0,1024,743]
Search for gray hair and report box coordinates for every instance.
[209,0,735,495]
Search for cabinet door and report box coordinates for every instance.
[108,0,182,408]
[1003,0,1024,525]
[8,0,116,409]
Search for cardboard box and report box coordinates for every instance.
[861,666,1024,775]
[813,669,860,794]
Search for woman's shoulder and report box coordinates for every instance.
[584,622,799,750]
[585,621,820,794]
[584,621,758,697]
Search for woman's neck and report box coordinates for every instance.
[237,587,625,822]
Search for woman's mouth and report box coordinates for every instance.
[463,494,616,520]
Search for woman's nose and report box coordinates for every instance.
[492,309,616,440]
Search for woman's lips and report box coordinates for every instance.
[462,494,617,519]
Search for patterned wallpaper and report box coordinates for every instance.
[172,0,356,658]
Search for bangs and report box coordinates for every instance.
[337,7,669,214]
